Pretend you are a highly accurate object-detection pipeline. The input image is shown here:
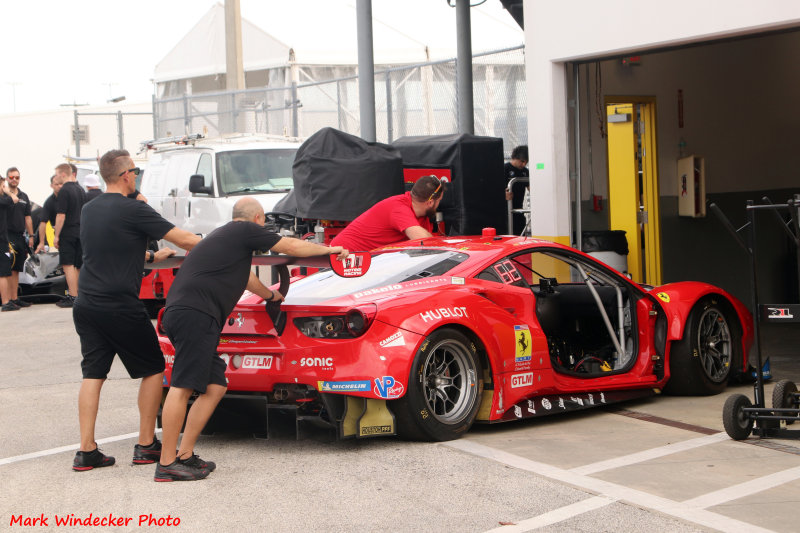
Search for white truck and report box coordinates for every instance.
[139,133,302,250]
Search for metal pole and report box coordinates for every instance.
[574,64,582,251]
[455,0,474,134]
[291,81,299,137]
[73,110,81,157]
[117,110,124,149]
[152,94,158,139]
[385,72,393,143]
[356,0,376,141]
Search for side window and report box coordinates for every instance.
[478,258,528,288]
[172,153,200,194]
[196,153,213,190]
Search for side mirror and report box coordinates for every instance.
[189,174,212,195]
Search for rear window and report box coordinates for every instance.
[217,149,297,194]
[285,249,469,305]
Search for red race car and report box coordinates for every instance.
[156,229,753,441]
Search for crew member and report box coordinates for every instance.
[1,175,20,312]
[84,173,103,202]
[72,149,201,472]
[158,197,347,482]
[330,175,445,252]
[504,145,530,235]
[34,175,63,253]
[3,167,33,309]
[53,162,86,308]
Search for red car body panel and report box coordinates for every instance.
[157,235,753,426]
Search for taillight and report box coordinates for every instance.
[294,304,376,339]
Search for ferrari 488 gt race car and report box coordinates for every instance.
[156,230,753,442]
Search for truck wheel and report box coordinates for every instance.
[393,328,483,441]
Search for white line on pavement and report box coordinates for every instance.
[682,465,800,509]
[445,439,777,533]
[0,430,160,467]
[482,496,616,533]
[571,432,730,475]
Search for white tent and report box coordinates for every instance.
[154,1,523,96]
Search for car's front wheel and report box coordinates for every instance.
[393,328,483,441]
[664,298,738,396]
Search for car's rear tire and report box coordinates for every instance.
[723,393,753,440]
[664,298,737,396]
[393,328,483,441]
[772,379,798,425]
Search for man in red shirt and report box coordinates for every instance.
[331,175,446,251]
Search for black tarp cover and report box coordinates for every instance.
[392,133,505,235]
[273,127,404,221]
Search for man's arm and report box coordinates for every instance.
[35,221,48,253]
[404,225,433,240]
[245,272,283,303]
[25,215,34,249]
[162,227,201,252]
[270,237,348,260]
[54,213,65,248]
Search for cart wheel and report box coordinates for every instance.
[723,394,753,440]
[772,379,798,425]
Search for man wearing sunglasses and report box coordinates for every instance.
[331,174,446,252]
[71,149,201,473]
[53,163,87,308]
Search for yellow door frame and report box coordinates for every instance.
[605,96,662,286]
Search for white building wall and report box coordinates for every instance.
[0,102,153,206]
[523,0,800,240]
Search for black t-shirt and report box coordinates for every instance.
[43,194,58,226]
[504,161,530,180]
[78,194,174,310]
[166,221,281,327]
[86,189,102,202]
[56,181,86,239]
[7,189,32,235]
[0,195,12,244]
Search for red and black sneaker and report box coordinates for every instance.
[154,461,210,482]
[178,452,216,472]
[132,437,162,465]
[73,447,115,471]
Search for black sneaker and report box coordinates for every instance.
[1,302,20,312]
[154,461,210,482]
[178,452,216,472]
[11,299,32,308]
[56,296,75,308]
[132,437,162,465]
[73,448,115,471]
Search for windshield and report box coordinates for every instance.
[285,249,469,305]
[217,149,297,194]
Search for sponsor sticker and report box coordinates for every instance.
[419,307,469,323]
[354,285,402,299]
[241,355,273,369]
[451,277,465,285]
[379,331,405,348]
[767,307,794,319]
[163,354,174,365]
[360,425,393,435]
[300,357,333,368]
[330,252,371,278]
[510,372,533,388]
[318,380,371,392]
[514,325,531,362]
[373,376,405,399]
[541,397,552,410]
[514,405,522,418]
[656,292,670,303]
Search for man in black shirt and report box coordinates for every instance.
[3,167,33,309]
[72,149,201,473]
[84,173,103,202]
[157,197,347,481]
[1,175,21,312]
[34,175,63,253]
[54,163,86,308]
[504,145,530,235]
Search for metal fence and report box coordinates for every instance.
[153,45,526,156]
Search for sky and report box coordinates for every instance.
[0,0,522,115]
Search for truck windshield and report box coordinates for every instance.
[217,149,297,194]
[284,249,469,305]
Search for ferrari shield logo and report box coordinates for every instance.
[514,325,531,362]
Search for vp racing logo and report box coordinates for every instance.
[373,376,405,399]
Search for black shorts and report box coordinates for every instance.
[59,235,83,268]
[9,233,28,273]
[0,242,11,277]
[162,306,226,394]
[73,302,165,379]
